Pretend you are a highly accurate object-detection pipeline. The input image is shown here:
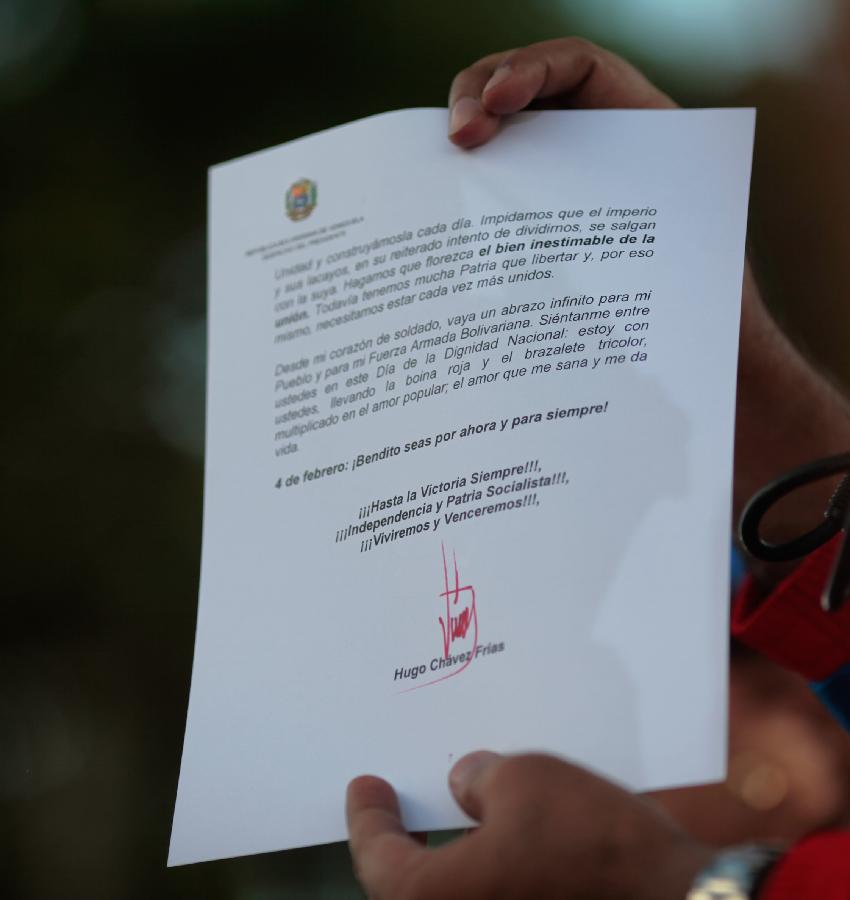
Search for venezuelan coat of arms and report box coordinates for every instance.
[285,178,317,221]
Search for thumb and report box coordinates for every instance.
[448,750,502,820]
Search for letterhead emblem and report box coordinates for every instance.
[285,178,317,221]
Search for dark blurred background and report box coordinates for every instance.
[3,1,850,898]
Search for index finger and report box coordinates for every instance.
[447,49,511,147]
[346,775,427,898]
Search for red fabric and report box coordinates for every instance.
[733,538,850,897]
[759,832,850,899]
[732,535,848,681]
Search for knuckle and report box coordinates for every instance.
[451,49,515,90]
[489,46,532,74]
[448,69,470,94]
[492,754,550,796]
[480,48,515,69]
[550,35,602,57]
[456,52,502,80]
[498,753,580,804]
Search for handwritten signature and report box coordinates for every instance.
[438,542,477,661]
[402,543,478,692]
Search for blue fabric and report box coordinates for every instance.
[812,661,850,734]
[730,543,747,593]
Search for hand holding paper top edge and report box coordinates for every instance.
[448,36,676,148]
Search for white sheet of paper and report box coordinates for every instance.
[169,108,755,866]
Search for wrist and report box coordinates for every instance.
[652,840,715,900]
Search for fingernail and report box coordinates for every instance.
[449,97,482,135]
[483,64,512,94]
[449,750,500,793]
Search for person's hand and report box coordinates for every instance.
[347,751,712,900]
[448,36,675,148]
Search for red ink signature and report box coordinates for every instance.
[438,542,477,661]
[402,543,478,692]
